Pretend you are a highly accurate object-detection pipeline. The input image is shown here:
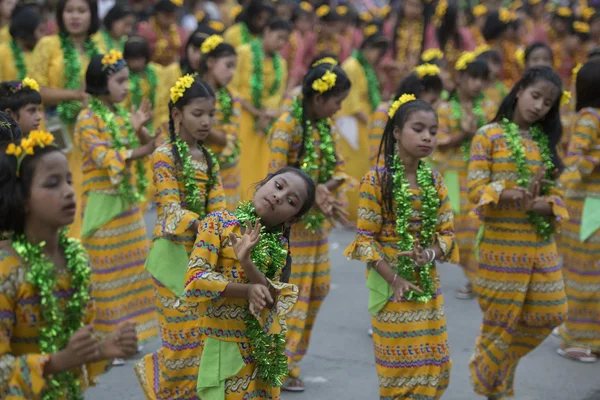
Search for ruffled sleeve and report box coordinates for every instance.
[75,109,129,186]
[182,213,228,314]
[561,110,600,187]
[541,184,568,227]
[30,35,57,87]
[151,145,199,236]
[267,113,297,173]
[432,170,459,263]
[368,105,389,163]
[344,169,386,262]
[467,126,508,219]
[248,279,298,335]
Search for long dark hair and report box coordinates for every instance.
[0,111,22,145]
[180,30,209,75]
[493,66,563,170]
[236,0,275,34]
[436,0,462,51]
[295,64,351,164]
[377,100,437,213]
[198,41,236,78]
[482,10,509,41]
[168,77,216,189]
[0,82,42,113]
[0,145,63,234]
[575,61,600,111]
[392,0,432,58]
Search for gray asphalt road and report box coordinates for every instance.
[87,218,600,400]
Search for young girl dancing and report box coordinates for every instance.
[467,66,569,399]
[198,35,243,211]
[136,75,227,398]
[180,167,316,399]
[0,131,138,398]
[75,51,160,363]
[346,95,458,399]
[0,78,43,135]
[267,63,351,391]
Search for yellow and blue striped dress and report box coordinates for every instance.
[135,142,226,399]
[75,108,158,344]
[345,167,458,400]
[558,108,600,352]
[467,122,568,398]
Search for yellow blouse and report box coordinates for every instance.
[0,43,34,81]
[182,211,298,342]
[340,56,371,117]
[91,30,125,54]
[0,248,109,399]
[223,22,254,49]
[207,88,242,168]
[0,26,9,45]
[561,108,600,198]
[230,44,288,111]
[30,35,92,91]
[151,142,226,244]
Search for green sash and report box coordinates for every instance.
[145,238,190,295]
[367,268,392,315]
[81,193,126,238]
[196,337,245,400]
[443,171,461,214]
[580,197,600,242]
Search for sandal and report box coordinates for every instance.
[455,282,474,300]
[281,376,305,392]
[557,347,599,363]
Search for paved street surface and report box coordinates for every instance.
[88,218,600,400]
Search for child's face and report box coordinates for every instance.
[26,151,76,230]
[174,97,215,142]
[127,57,147,73]
[156,11,177,29]
[15,104,42,134]
[564,34,581,54]
[526,47,553,68]
[394,109,438,159]
[253,171,309,227]
[62,0,91,36]
[186,45,202,72]
[362,47,383,65]
[461,74,486,98]
[107,67,130,103]
[275,4,293,20]
[420,89,441,108]
[487,60,501,80]
[311,89,349,120]
[295,15,313,34]
[515,79,560,124]
[263,28,290,53]
[112,14,136,38]
[209,54,237,88]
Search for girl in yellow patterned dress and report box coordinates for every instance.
[180,167,316,399]
[230,18,290,201]
[368,64,443,163]
[346,96,458,399]
[30,0,101,238]
[0,6,43,81]
[136,76,227,398]
[556,61,600,363]
[467,66,568,399]
[435,52,494,299]
[0,130,138,399]
[267,63,351,392]
[199,35,243,210]
[75,52,160,364]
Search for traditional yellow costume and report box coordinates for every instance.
[230,43,287,200]
[467,122,568,398]
[136,142,226,399]
[0,42,33,81]
[367,102,390,163]
[558,108,600,353]
[223,22,254,49]
[75,108,158,344]
[345,167,458,399]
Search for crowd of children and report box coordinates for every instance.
[0,0,599,399]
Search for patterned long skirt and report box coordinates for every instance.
[372,282,451,400]
[558,196,600,351]
[82,206,158,343]
[455,169,479,283]
[469,228,567,398]
[285,222,331,379]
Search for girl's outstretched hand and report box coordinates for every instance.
[100,321,138,360]
[229,219,261,264]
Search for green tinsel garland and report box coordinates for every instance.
[450,93,486,162]
[58,33,98,126]
[249,38,282,117]
[239,22,252,45]
[391,154,439,302]
[216,88,240,166]
[291,97,337,231]
[234,201,288,387]
[501,118,555,240]
[171,137,218,217]
[101,29,126,52]
[129,64,158,133]
[88,97,148,204]
[9,40,27,80]
[12,229,91,400]
[352,50,381,111]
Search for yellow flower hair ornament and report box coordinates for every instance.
[474,44,491,56]
[316,5,330,17]
[455,51,476,71]
[556,6,573,17]
[498,8,515,24]
[511,0,523,11]
[170,74,195,104]
[388,94,417,118]
[208,20,225,32]
[561,90,572,106]
[421,48,444,62]
[434,0,448,27]
[515,47,525,68]
[6,131,55,175]
[529,0,542,5]
[414,63,440,78]
[572,63,582,84]
[375,5,391,18]
[573,21,590,33]
[196,10,206,22]
[583,6,596,20]
[201,35,224,54]
[300,2,313,12]
[359,11,373,22]
[101,50,127,74]
[231,4,243,19]
[336,5,348,16]
[364,24,378,37]
[312,70,337,93]
[20,77,40,92]
[170,0,183,7]
[472,4,487,17]
[312,57,338,67]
